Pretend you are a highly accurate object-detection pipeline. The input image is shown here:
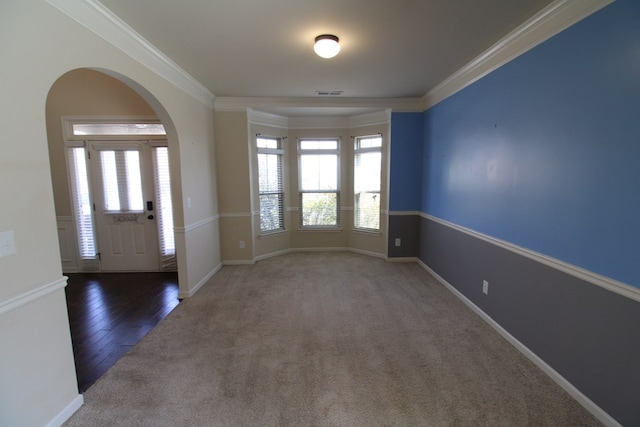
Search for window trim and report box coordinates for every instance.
[65,143,99,268]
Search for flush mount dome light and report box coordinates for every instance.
[314,34,340,58]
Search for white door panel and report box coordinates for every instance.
[91,141,160,271]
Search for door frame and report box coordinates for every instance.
[62,115,172,272]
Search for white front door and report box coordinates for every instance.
[90,141,160,271]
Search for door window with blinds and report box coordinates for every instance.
[257,136,285,233]
[99,148,145,213]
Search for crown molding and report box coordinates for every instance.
[287,110,391,129]
[46,0,215,108]
[246,107,391,130]
[347,109,391,128]
[214,97,424,113]
[45,0,612,114]
[247,109,289,129]
[424,0,614,109]
[288,116,349,129]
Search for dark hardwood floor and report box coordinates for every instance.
[65,272,180,392]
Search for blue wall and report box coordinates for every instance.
[389,112,423,212]
[387,3,640,423]
[420,0,640,288]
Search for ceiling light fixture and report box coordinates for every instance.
[314,34,340,59]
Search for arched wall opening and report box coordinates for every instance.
[46,68,183,278]
[45,67,186,390]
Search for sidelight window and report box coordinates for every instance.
[67,146,98,261]
[153,146,175,257]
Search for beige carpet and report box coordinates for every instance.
[64,252,600,426]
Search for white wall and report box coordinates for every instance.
[0,1,220,424]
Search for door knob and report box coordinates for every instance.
[147,215,154,220]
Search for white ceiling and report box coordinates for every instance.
[98,0,555,100]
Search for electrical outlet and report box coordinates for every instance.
[0,230,16,257]
[394,238,401,247]
[239,240,245,249]
[482,280,489,295]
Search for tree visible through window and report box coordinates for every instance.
[299,139,340,227]
[354,135,382,230]
[257,137,285,232]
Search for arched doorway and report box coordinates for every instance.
[46,68,182,390]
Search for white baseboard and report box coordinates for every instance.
[416,259,621,427]
[45,394,83,427]
[224,246,388,266]
[293,246,349,252]
[178,262,223,299]
[386,256,418,263]
[348,247,386,260]
[222,259,257,266]
[254,248,292,262]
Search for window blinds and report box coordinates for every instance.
[153,147,176,270]
[99,150,144,212]
[67,147,99,269]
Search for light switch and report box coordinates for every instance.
[0,230,16,257]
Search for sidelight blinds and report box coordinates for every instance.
[67,146,99,269]
[153,146,176,269]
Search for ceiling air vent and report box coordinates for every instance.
[315,90,343,96]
